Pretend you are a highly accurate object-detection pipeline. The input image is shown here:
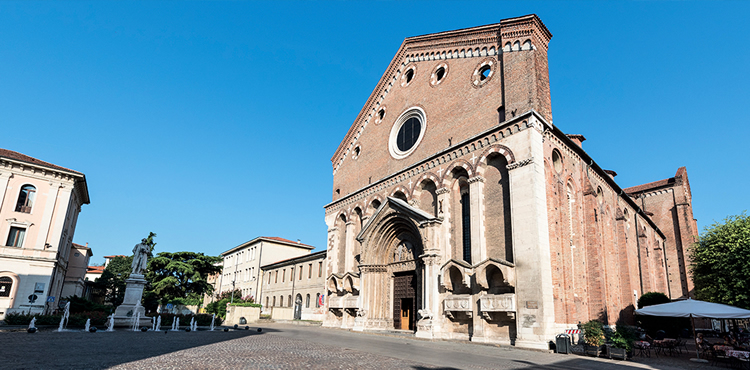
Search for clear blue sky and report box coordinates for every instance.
[1,1,747,264]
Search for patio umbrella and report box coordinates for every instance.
[635,298,750,359]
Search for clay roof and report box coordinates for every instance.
[260,250,327,270]
[103,255,127,259]
[87,266,105,273]
[222,236,315,256]
[260,236,315,249]
[0,148,82,175]
[624,177,676,194]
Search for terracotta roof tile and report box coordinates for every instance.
[624,177,676,194]
[261,236,315,249]
[0,148,82,175]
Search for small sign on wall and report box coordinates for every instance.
[525,301,538,309]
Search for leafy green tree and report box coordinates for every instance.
[637,292,670,309]
[94,255,132,306]
[145,251,222,305]
[691,213,750,308]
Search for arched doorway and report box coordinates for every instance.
[294,294,303,320]
[356,197,435,332]
[391,239,420,331]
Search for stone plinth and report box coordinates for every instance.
[112,274,151,327]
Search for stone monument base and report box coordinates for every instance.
[112,274,152,327]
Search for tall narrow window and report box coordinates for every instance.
[282,269,286,282]
[15,185,36,213]
[299,266,302,280]
[6,227,26,247]
[461,191,472,264]
[308,264,312,279]
[319,261,323,277]
[306,294,310,308]
[288,295,292,307]
[316,293,321,308]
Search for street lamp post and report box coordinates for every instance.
[230,280,236,304]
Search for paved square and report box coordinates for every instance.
[0,324,716,369]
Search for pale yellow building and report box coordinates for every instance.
[0,149,89,319]
[61,243,93,299]
[261,250,326,320]
[217,236,314,303]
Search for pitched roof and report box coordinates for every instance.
[87,266,105,273]
[260,250,327,270]
[221,236,315,256]
[0,148,90,204]
[0,148,82,175]
[624,178,675,194]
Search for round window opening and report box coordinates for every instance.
[405,69,414,84]
[552,149,563,173]
[436,67,445,81]
[479,65,492,81]
[389,108,426,159]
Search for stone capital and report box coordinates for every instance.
[435,187,450,195]
[506,157,534,170]
[468,176,485,184]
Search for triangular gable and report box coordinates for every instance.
[356,196,439,242]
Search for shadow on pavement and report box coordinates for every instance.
[2,326,274,369]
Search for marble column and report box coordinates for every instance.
[468,176,487,262]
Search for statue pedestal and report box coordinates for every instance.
[113,274,151,327]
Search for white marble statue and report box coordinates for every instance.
[131,239,150,275]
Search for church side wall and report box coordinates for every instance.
[542,133,670,326]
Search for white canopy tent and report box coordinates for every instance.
[635,298,750,359]
[635,298,750,319]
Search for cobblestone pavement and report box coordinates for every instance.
[0,324,723,369]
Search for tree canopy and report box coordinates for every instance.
[94,255,132,306]
[146,251,222,305]
[691,213,750,309]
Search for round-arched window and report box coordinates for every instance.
[389,107,426,159]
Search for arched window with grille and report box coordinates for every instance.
[15,185,36,213]
[0,276,12,297]
[305,294,310,308]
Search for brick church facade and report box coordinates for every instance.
[322,14,696,348]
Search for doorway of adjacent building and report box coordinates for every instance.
[294,294,302,320]
[393,272,416,331]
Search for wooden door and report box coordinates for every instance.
[400,299,412,330]
[393,273,416,330]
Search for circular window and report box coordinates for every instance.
[389,107,426,159]
[430,63,449,87]
[552,149,563,173]
[401,65,417,87]
[374,106,386,125]
[471,58,497,88]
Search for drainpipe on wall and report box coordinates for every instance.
[256,242,264,308]
[635,208,644,293]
